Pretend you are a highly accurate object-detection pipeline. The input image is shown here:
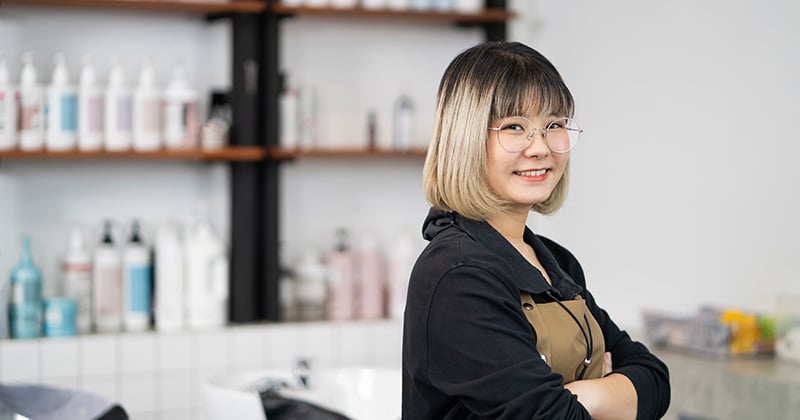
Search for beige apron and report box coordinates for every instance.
[520,292,605,383]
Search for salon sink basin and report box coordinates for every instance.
[204,366,401,420]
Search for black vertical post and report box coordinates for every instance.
[484,0,507,41]
[261,10,281,322]
[230,13,263,323]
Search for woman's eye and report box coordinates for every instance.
[505,124,526,132]
[548,121,566,130]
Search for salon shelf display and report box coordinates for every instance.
[0,147,267,162]
[272,5,515,23]
[0,0,267,14]
[269,146,428,160]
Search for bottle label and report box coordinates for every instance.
[116,95,132,131]
[0,92,6,131]
[140,98,161,134]
[95,266,122,317]
[165,102,186,140]
[20,104,42,131]
[61,93,78,132]
[88,94,104,132]
[128,265,152,314]
[13,282,42,304]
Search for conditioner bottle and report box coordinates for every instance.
[356,232,386,319]
[325,228,356,321]
[185,219,228,329]
[45,52,78,150]
[133,60,162,151]
[154,221,185,332]
[62,227,93,334]
[104,58,132,151]
[93,220,123,333]
[78,55,104,151]
[0,56,18,150]
[18,52,45,151]
[163,65,199,149]
[123,220,152,332]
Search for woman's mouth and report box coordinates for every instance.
[514,169,547,177]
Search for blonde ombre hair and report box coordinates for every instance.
[423,42,575,220]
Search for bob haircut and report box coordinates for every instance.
[423,41,575,220]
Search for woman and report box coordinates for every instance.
[402,41,670,419]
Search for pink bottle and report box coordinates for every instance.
[325,228,356,321]
[356,233,386,319]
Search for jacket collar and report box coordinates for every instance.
[423,208,583,299]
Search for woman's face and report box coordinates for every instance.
[486,112,570,213]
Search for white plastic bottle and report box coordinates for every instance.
[279,86,299,149]
[325,228,356,321]
[93,220,123,333]
[154,222,185,332]
[46,52,78,151]
[393,95,413,150]
[104,58,132,151]
[133,60,162,151]
[123,220,152,332]
[0,56,18,150]
[185,219,228,329]
[18,52,45,151]
[78,54,104,151]
[356,232,386,319]
[62,227,92,334]
[387,227,417,319]
[162,65,199,149]
[294,252,327,321]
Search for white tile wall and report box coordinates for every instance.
[0,319,402,419]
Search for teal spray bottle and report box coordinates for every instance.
[9,235,43,338]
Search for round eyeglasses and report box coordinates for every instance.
[488,116,582,153]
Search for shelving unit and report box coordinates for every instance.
[1,0,512,324]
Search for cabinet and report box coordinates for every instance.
[0,0,513,324]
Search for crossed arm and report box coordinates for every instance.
[565,352,638,420]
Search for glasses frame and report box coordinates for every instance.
[488,116,583,154]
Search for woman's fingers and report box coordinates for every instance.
[602,352,613,376]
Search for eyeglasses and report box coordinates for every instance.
[488,116,582,153]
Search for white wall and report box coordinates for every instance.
[510,0,800,327]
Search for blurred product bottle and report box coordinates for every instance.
[294,252,327,321]
[326,228,356,321]
[185,219,228,329]
[62,227,93,334]
[9,235,43,339]
[279,84,299,149]
[123,220,152,332]
[43,297,78,337]
[387,227,416,319]
[163,65,199,149]
[104,58,133,151]
[154,221,185,332]
[356,232,386,319]
[46,52,78,151]
[93,220,123,333]
[393,95,413,150]
[133,60,162,151]
[78,54,104,151]
[0,56,18,150]
[202,91,231,150]
[297,85,317,149]
[18,52,45,151]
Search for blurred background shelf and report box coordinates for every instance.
[0,147,267,161]
[0,0,267,14]
[271,4,515,23]
[269,147,427,160]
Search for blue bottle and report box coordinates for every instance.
[9,235,43,339]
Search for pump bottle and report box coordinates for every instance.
[133,60,162,151]
[62,227,92,334]
[104,58,132,151]
[46,52,78,150]
[78,54,104,151]
[154,221,185,332]
[163,65,199,149]
[326,228,356,320]
[9,235,43,339]
[93,220,123,332]
[18,52,45,151]
[0,56,18,150]
[185,218,228,329]
[123,220,152,332]
[356,232,386,319]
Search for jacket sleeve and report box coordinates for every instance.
[556,248,671,420]
[424,265,592,419]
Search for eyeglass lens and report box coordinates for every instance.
[496,117,580,153]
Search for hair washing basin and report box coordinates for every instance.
[204,366,401,420]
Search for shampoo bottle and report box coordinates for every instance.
[46,52,78,150]
[325,228,356,321]
[162,65,199,149]
[18,52,45,151]
[356,232,386,319]
[0,56,18,150]
[9,235,43,339]
[393,95,413,150]
[123,220,152,332]
[78,54,104,151]
[93,220,123,333]
[62,227,93,334]
[154,221,185,332]
[133,60,162,151]
[104,58,132,151]
[185,219,228,329]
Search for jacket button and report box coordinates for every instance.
[523,303,533,311]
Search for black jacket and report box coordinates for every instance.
[402,209,670,419]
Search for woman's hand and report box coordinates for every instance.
[564,352,637,420]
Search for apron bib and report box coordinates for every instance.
[520,292,605,383]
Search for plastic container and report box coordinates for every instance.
[93,220,123,333]
[393,95,413,150]
[104,58,133,151]
[18,52,45,151]
[133,60,162,151]
[43,297,78,337]
[325,228,356,320]
[154,222,185,332]
[9,235,43,339]
[294,252,327,321]
[45,52,78,151]
[123,220,152,332]
[185,219,228,329]
[78,55,104,151]
[279,86,299,149]
[356,233,386,319]
[0,56,18,150]
[62,227,93,334]
[163,65,199,149]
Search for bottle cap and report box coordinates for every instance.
[108,57,125,87]
[79,54,97,86]
[51,52,69,85]
[20,52,38,85]
[138,59,156,88]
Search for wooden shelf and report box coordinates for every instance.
[271,5,515,23]
[0,0,267,14]
[269,146,427,160]
[0,146,267,161]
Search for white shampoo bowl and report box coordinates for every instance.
[204,366,401,420]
